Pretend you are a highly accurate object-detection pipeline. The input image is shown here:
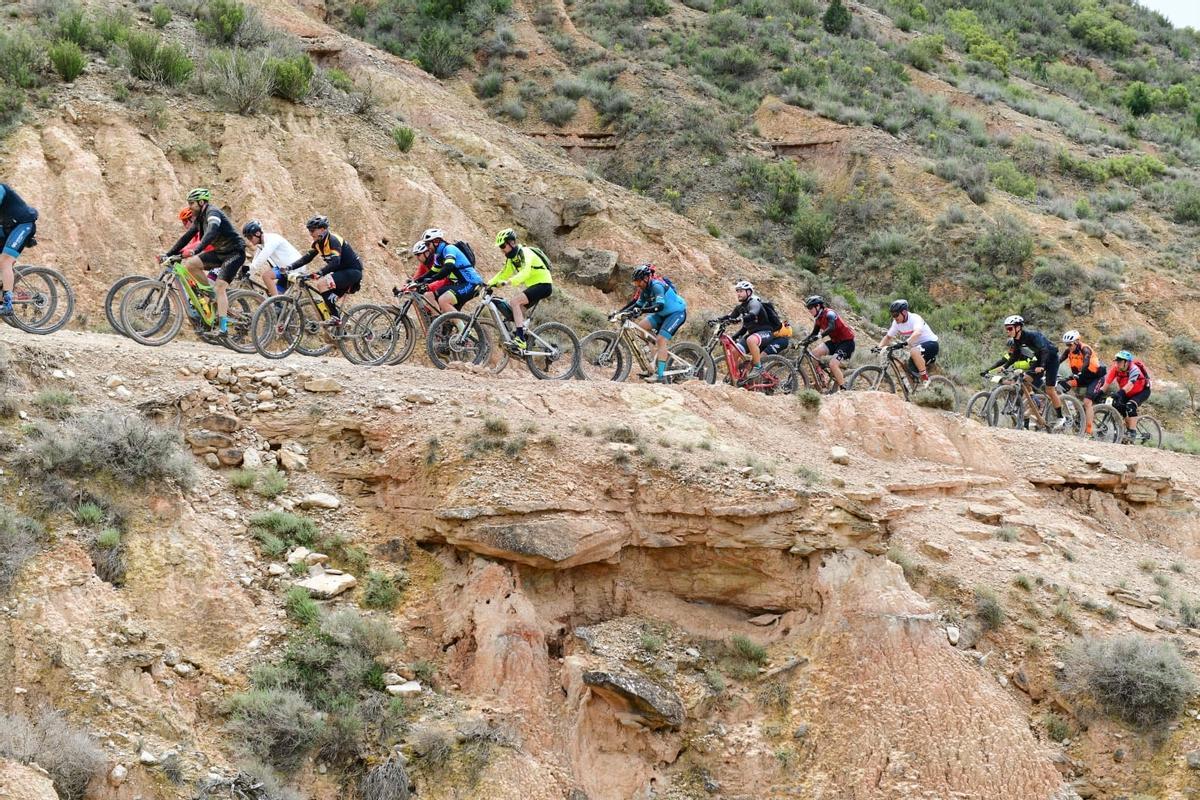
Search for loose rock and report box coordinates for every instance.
[300,493,341,510]
[304,377,342,393]
[830,446,850,465]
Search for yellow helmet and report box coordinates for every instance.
[494,228,516,248]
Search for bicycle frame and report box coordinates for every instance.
[1004,370,1053,429]
[612,316,696,379]
[464,291,561,357]
[164,258,219,328]
[395,285,441,335]
[796,344,835,392]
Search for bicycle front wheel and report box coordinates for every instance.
[119,279,183,346]
[987,384,1025,429]
[759,355,798,395]
[666,341,716,384]
[1050,395,1084,436]
[1135,416,1162,448]
[10,266,74,334]
[105,274,147,337]
[251,295,303,360]
[1091,405,1123,443]
[578,331,628,382]
[384,309,418,365]
[426,312,488,369]
[223,289,263,354]
[964,390,992,423]
[336,304,396,366]
[525,322,580,380]
[846,365,894,392]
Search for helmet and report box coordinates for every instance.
[178,207,194,223]
[889,299,909,315]
[242,219,263,238]
[1004,314,1024,327]
[805,294,825,309]
[632,265,653,282]
[421,227,446,243]
[1115,350,1134,362]
[306,215,329,231]
[734,280,754,292]
[186,187,211,203]
[411,241,429,256]
[495,228,517,248]
[1062,330,1080,344]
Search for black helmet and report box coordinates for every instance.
[632,264,653,282]
[306,214,329,231]
[242,219,263,237]
[889,299,909,315]
[805,294,825,309]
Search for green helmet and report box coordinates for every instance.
[186,187,211,203]
[495,228,517,248]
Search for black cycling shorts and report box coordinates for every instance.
[908,340,938,370]
[520,282,552,305]
[1031,352,1060,389]
[829,339,855,362]
[200,250,247,284]
[327,269,362,295]
[1115,387,1151,418]
[762,336,790,356]
[440,280,480,309]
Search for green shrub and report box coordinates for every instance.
[499,99,526,120]
[1166,181,1200,224]
[0,506,45,594]
[975,587,1004,631]
[95,10,133,46]
[416,25,467,78]
[269,53,313,102]
[285,586,321,625]
[1107,326,1150,352]
[197,0,251,44]
[249,511,319,550]
[361,571,401,610]
[225,688,324,773]
[912,383,955,410]
[96,528,121,549]
[1062,636,1195,727]
[1123,81,1154,116]
[974,215,1032,272]
[0,83,23,129]
[1044,713,1070,742]
[887,546,925,582]
[822,0,851,34]
[361,756,411,800]
[48,40,86,82]
[229,468,257,490]
[988,160,1035,199]
[473,70,503,98]
[255,467,288,498]
[0,710,105,800]
[731,634,767,664]
[32,389,75,417]
[151,3,173,28]
[796,388,821,410]
[1068,3,1137,54]
[540,96,577,126]
[325,67,353,92]
[902,34,943,71]
[792,200,832,256]
[74,502,104,526]
[392,125,415,152]
[1172,336,1200,364]
[0,30,43,88]
[125,32,194,85]
[203,49,273,114]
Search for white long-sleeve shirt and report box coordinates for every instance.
[249,232,302,272]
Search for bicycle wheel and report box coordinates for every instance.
[926,376,959,411]
[846,365,895,392]
[666,341,717,384]
[964,390,992,423]
[1135,416,1162,448]
[336,304,396,366]
[104,274,146,337]
[426,312,488,369]
[523,321,580,380]
[759,355,798,395]
[9,266,74,334]
[1091,405,1123,443]
[578,331,628,382]
[384,308,418,365]
[119,279,183,346]
[251,295,303,359]
[987,385,1026,429]
[219,289,262,354]
[1049,395,1084,436]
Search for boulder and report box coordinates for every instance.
[386,680,423,697]
[198,413,240,433]
[0,759,57,800]
[216,448,244,466]
[187,430,235,454]
[242,448,264,469]
[300,492,341,510]
[582,668,684,731]
[279,448,309,472]
[296,572,357,599]
[829,446,850,466]
[287,547,312,565]
[304,377,343,393]
[559,247,619,290]
[561,195,606,228]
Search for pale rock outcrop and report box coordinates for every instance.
[0,759,57,800]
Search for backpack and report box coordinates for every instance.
[761,299,785,332]
[526,245,553,272]
[453,239,477,268]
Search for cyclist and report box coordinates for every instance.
[712,280,788,384]
[998,315,1067,428]
[1098,350,1151,442]
[489,228,552,352]
[801,295,854,391]
[982,337,1036,376]
[0,183,39,317]
[612,264,687,383]
[1057,330,1106,436]
[244,220,302,297]
[876,299,938,388]
[161,188,246,335]
[285,215,364,322]
[417,228,483,313]
[402,240,449,307]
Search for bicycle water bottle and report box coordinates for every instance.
[316,298,330,318]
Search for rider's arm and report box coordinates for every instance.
[164,224,198,257]
[287,247,319,272]
[316,235,344,276]
[506,248,538,287]
[639,281,666,314]
[192,212,227,251]
[249,241,270,271]
[487,259,514,288]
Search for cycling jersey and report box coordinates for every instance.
[635,278,685,315]
[1012,329,1055,369]
[250,232,302,273]
[1062,342,1102,377]
[1105,359,1150,395]
[0,184,37,228]
[886,311,937,344]
[290,231,363,276]
[727,296,775,339]
[488,245,551,289]
[810,308,854,343]
[425,242,482,286]
[168,203,244,258]
[181,232,214,259]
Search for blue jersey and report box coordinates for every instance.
[431,242,482,285]
[637,278,685,315]
[0,184,38,228]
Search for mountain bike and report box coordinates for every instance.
[1090,397,1162,447]
[357,282,451,367]
[986,368,1083,435]
[249,271,392,365]
[4,263,75,334]
[846,342,960,409]
[425,287,580,379]
[118,257,261,352]
[700,320,795,394]
[579,313,715,383]
[792,336,846,394]
[106,267,266,338]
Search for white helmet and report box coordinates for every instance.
[734,280,754,292]
[1062,329,1080,344]
[421,228,446,243]
[1004,315,1024,327]
[411,241,429,256]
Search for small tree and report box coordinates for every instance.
[1123,81,1154,117]
[822,0,851,34]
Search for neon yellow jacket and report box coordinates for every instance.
[488,245,552,289]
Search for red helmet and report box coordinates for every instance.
[178,207,194,223]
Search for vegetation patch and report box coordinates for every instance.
[1061,636,1195,728]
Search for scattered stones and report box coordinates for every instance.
[242,449,264,470]
[296,572,357,599]
[404,392,435,405]
[267,564,286,576]
[830,446,850,466]
[286,547,312,566]
[204,453,221,469]
[684,647,701,659]
[793,723,810,740]
[173,662,195,677]
[1157,618,1181,632]
[1127,610,1157,632]
[1188,751,1200,770]
[386,681,423,697]
[304,377,342,393]
[305,552,330,566]
[300,493,341,510]
[139,749,159,765]
[946,625,960,646]
[382,672,404,685]
[105,375,125,388]
[1108,588,1152,609]
[966,505,1004,525]
[115,386,134,400]
[1099,461,1132,475]
[109,764,128,786]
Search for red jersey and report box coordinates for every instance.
[811,308,854,343]
[1105,359,1150,394]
